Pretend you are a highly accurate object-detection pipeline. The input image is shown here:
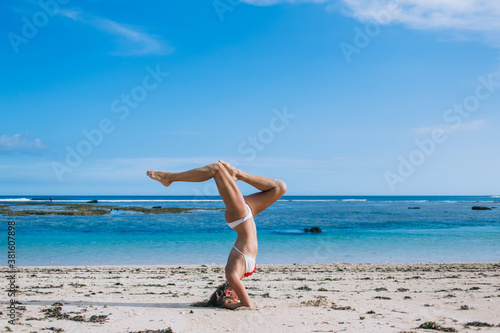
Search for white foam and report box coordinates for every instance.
[0,198,31,202]
[287,200,339,202]
[50,199,223,203]
[99,199,223,203]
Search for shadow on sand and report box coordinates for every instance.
[1,300,197,309]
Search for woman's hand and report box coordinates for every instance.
[222,300,254,310]
[222,302,242,310]
[225,273,253,307]
[219,160,240,181]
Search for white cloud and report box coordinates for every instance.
[242,0,327,5]
[413,119,485,134]
[243,0,500,45]
[339,0,500,32]
[0,133,47,153]
[59,9,173,56]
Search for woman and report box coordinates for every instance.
[147,160,286,309]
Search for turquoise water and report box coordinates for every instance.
[1,195,499,265]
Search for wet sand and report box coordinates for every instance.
[2,263,500,332]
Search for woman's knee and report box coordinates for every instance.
[276,180,287,195]
[207,162,223,175]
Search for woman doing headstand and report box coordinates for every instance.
[146,161,286,309]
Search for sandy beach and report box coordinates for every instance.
[2,263,500,333]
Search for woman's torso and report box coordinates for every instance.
[232,217,258,258]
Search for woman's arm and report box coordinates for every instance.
[225,274,254,309]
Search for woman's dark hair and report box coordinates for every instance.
[191,281,230,307]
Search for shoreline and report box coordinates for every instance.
[7,261,500,268]
[3,262,499,332]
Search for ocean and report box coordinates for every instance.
[1,195,499,266]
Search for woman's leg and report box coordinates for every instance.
[219,161,286,216]
[147,164,219,186]
[147,163,248,222]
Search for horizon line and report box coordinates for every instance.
[1,194,499,197]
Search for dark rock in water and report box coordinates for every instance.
[472,206,492,210]
[152,206,162,209]
[408,207,421,209]
[87,200,98,203]
[305,227,322,233]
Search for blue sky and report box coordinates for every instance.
[1,0,500,196]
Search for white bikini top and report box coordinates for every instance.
[227,204,253,229]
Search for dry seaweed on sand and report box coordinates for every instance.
[41,303,69,320]
[299,296,330,307]
[331,302,353,310]
[129,329,174,333]
[296,285,312,291]
[297,296,353,310]
[374,296,391,300]
[417,321,457,332]
[464,321,494,327]
[88,315,109,323]
[41,303,109,323]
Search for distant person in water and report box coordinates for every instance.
[147,161,286,309]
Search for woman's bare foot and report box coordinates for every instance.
[146,170,173,187]
[219,160,240,181]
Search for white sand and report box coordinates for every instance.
[2,263,500,333]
